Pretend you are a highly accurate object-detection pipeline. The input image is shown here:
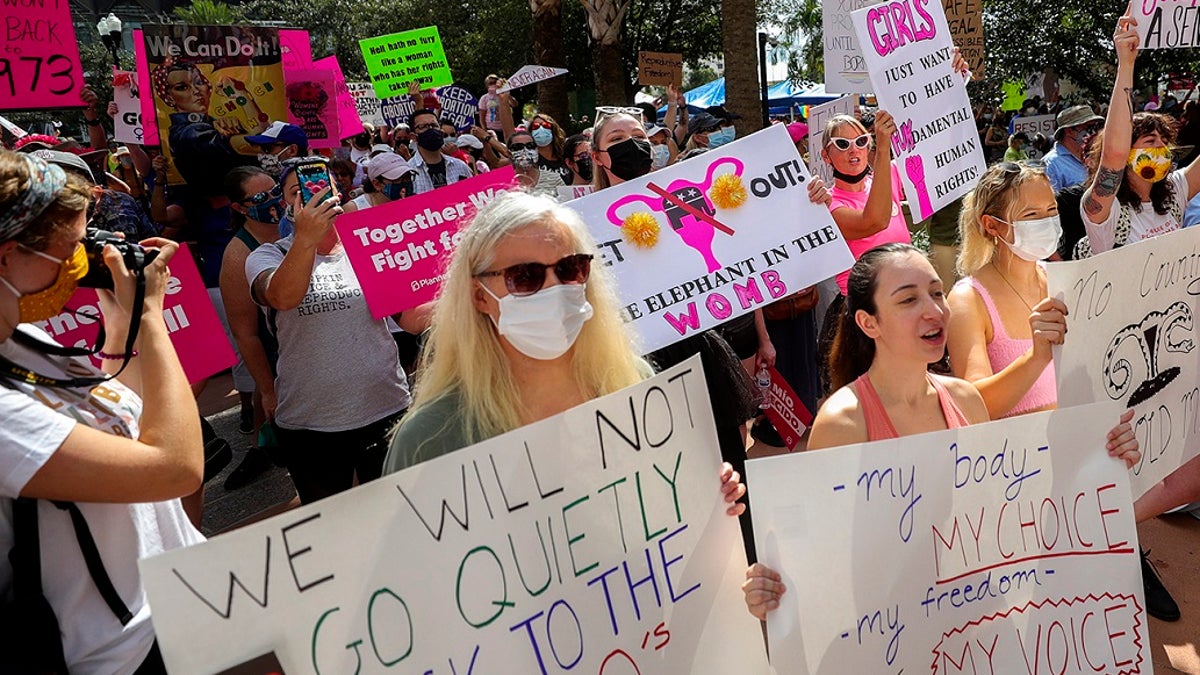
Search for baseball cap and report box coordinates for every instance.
[369,143,393,156]
[689,112,723,134]
[645,123,668,138]
[367,153,416,181]
[786,121,809,144]
[1055,105,1103,139]
[31,149,97,184]
[455,134,483,150]
[246,121,308,147]
[705,105,742,122]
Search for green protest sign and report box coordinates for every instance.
[359,26,453,98]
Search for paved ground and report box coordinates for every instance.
[199,374,1200,672]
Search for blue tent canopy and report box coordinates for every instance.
[657,77,850,119]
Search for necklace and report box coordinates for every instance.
[990,261,1037,311]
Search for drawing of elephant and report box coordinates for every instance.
[1102,301,1195,407]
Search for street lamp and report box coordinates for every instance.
[97,13,123,69]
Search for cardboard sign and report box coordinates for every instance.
[337,167,518,318]
[941,0,984,75]
[638,51,684,86]
[748,402,1146,674]
[132,29,159,147]
[806,94,859,186]
[140,358,772,675]
[436,84,478,131]
[279,28,311,69]
[567,124,855,353]
[558,184,595,202]
[0,0,83,110]
[35,244,237,384]
[1012,113,1057,137]
[498,65,569,93]
[823,0,886,93]
[284,67,340,149]
[112,71,144,144]
[851,0,987,221]
[314,56,364,141]
[1135,0,1200,48]
[142,25,287,191]
[347,81,385,127]
[1049,226,1200,499]
[761,366,812,451]
[359,26,452,98]
[380,94,416,127]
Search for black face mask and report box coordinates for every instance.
[833,166,870,184]
[352,133,371,150]
[604,137,652,181]
[417,128,445,152]
[574,157,594,182]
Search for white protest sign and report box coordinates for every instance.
[558,184,595,202]
[1049,226,1200,499]
[1134,0,1200,49]
[498,65,569,93]
[824,0,886,93]
[748,402,1147,674]
[806,94,859,185]
[566,124,855,353]
[347,82,385,127]
[851,0,987,221]
[0,114,28,138]
[112,71,144,144]
[141,358,771,674]
[1012,113,1056,138]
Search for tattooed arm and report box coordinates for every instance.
[1083,13,1140,228]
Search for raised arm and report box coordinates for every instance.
[254,189,340,311]
[1082,14,1139,227]
[831,111,897,240]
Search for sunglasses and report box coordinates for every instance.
[996,159,1046,173]
[530,120,552,130]
[476,253,593,296]
[509,141,537,152]
[596,106,644,116]
[242,184,283,205]
[826,134,872,151]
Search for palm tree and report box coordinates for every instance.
[722,0,762,134]
[171,0,247,23]
[581,0,634,105]
[531,0,571,123]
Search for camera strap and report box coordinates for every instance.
[0,269,146,389]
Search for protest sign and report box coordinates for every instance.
[0,115,27,138]
[284,67,339,148]
[359,26,452,98]
[337,167,518,317]
[141,357,771,675]
[112,71,144,144]
[0,0,83,110]
[279,28,312,68]
[558,184,595,202]
[36,244,236,384]
[132,29,160,147]
[437,84,478,131]
[851,0,987,221]
[1049,226,1200,499]
[498,65,570,93]
[347,82,385,127]
[823,0,885,93]
[380,93,415,127]
[1135,0,1200,48]
[806,94,859,185]
[567,124,855,353]
[142,25,287,191]
[748,402,1146,674]
[941,0,984,75]
[761,366,811,451]
[314,56,364,141]
[1012,113,1056,137]
[638,52,684,86]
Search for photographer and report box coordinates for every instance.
[0,150,203,672]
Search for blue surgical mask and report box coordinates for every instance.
[279,206,294,238]
[532,127,554,147]
[381,180,411,201]
[246,195,285,225]
[708,126,736,148]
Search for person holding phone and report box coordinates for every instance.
[244,159,418,503]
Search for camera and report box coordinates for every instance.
[78,228,159,289]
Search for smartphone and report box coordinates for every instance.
[295,160,336,205]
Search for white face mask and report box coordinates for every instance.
[481,283,594,360]
[651,143,670,169]
[1000,215,1062,262]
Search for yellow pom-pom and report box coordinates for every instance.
[621,212,660,249]
[709,173,748,210]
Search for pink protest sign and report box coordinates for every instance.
[284,67,340,149]
[280,29,312,68]
[314,55,365,141]
[132,29,159,145]
[761,366,812,451]
[35,245,237,384]
[0,0,84,110]
[337,167,517,318]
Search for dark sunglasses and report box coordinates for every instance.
[530,120,552,130]
[826,133,871,151]
[242,184,283,205]
[509,141,537,152]
[476,253,593,296]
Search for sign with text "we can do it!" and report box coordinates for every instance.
[567,123,854,353]
[359,26,453,99]
[852,0,987,221]
[140,358,771,674]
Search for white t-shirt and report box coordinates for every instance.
[1082,169,1189,254]
[0,328,203,675]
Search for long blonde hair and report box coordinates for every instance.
[401,191,649,452]
[957,163,1052,276]
[591,112,644,192]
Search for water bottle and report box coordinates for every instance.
[756,365,771,410]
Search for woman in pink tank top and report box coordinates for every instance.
[742,243,1142,622]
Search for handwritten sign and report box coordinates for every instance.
[1050,226,1200,499]
[558,184,595,202]
[567,124,855,353]
[359,26,452,98]
[1135,0,1200,48]
[112,71,144,144]
[313,56,364,142]
[941,0,984,75]
[337,167,517,318]
[347,81,385,127]
[140,358,771,674]
[498,65,570,93]
[762,367,812,451]
[132,29,159,147]
[748,402,1146,674]
[1012,113,1056,138]
[806,94,859,186]
[279,28,311,69]
[283,67,339,149]
[851,0,987,221]
[638,52,684,86]
[36,244,236,384]
[823,0,885,93]
[436,84,478,131]
[0,0,83,110]
[0,115,27,138]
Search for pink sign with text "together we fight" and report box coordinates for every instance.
[336,167,517,318]
[34,244,237,384]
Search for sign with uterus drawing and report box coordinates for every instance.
[566,123,855,353]
[1050,226,1200,499]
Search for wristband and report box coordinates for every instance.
[97,350,137,360]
